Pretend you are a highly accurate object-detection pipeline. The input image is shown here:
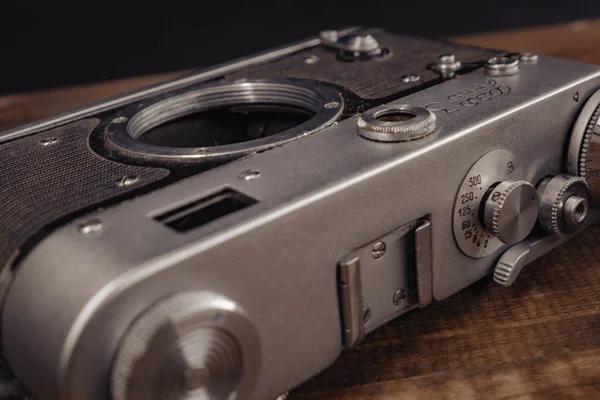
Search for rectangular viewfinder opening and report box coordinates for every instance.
[155,188,257,232]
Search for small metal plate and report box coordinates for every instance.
[338,220,427,346]
[453,150,524,258]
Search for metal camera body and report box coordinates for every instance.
[1,27,600,400]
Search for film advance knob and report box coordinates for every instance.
[482,180,540,245]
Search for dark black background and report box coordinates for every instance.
[2,1,599,94]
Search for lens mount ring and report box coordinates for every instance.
[104,78,343,163]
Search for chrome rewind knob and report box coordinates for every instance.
[482,180,540,245]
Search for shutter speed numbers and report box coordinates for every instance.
[452,150,521,258]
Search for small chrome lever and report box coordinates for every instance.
[493,235,561,287]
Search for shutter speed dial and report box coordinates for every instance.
[453,150,540,258]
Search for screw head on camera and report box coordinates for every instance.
[432,53,462,77]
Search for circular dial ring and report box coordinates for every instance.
[453,150,524,258]
[568,88,600,201]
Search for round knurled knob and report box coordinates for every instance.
[567,88,600,202]
[537,174,590,237]
[482,180,540,245]
[111,292,244,400]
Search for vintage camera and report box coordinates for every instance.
[1,27,600,400]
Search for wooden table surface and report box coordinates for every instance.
[1,19,599,400]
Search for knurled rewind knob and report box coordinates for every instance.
[568,88,600,202]
[482,180,540,245]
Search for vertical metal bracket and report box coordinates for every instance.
[338,256,364,347]
[415,220,433,307]
[337,218,433,347]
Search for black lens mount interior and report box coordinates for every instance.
[138,103,314,148]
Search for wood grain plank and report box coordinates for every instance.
[293,351,600,400]
[0,71,184,130]
[452,20,600,65]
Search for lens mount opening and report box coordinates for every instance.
[105,79,343,163]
